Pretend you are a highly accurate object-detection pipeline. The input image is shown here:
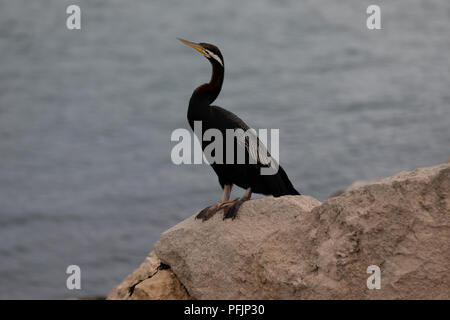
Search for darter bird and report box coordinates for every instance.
[178,38,300,221]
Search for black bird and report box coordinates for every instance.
[178,38,300,221]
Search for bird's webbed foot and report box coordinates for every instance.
[223,188,252,220]
[195,200,236,221]
[222,199,246,220]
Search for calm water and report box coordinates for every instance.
[0,0,449,299]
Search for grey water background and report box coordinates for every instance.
[0,0,449,299]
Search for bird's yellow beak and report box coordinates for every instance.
[177,38,206,55]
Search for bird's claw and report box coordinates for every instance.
[195,206,213,221]
[223,199,245,220]
[196,198,239,221]
[195,199,237,221]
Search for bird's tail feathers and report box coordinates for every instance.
[268,166,300,197]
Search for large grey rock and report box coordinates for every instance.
[109,162,450,299]
[153,162,449,299]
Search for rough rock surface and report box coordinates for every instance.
[107,251,189,300]
[110,162,450,299]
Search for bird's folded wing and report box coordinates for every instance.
[234,129,278,169]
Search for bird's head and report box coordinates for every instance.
[177,38,224,67]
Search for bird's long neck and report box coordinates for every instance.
[188,62,224,126]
